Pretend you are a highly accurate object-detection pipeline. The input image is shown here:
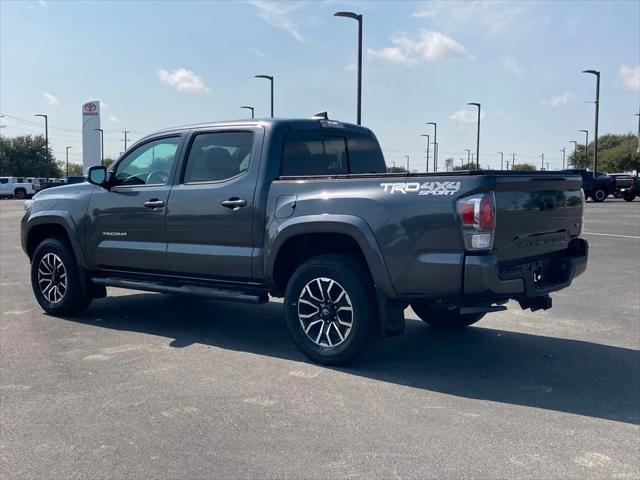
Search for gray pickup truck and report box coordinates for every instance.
[21,118,588,364]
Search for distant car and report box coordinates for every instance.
[0,176,37,199]
[608,173,637,198]
[561,169,616,202]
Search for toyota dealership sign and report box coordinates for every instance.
[82,100,101,170]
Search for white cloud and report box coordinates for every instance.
[427,1,524,36]
[620,65,640,91]
[451,108,485,123]
[158,68,210,94]
[501,56,523,77]
[544,92,573,107]
[368,30,471,65]
[344,63,356,72]
[249,48,269,58]
[43,92,58,106]
[411,9,438,19]
[38,0,48,6]
[248,0,307,42]
[107,114,119,123]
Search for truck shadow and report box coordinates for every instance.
[70,292,638,425]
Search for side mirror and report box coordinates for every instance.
[85,166,107,187]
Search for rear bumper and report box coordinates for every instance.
[463,238,588,304]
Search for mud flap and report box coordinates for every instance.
[376,290,405,337]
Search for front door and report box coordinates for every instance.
[85,135,182,272]
[165,129,261,281]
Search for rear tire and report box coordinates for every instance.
[411,301,485,328]
[284,254,378,365]
[622,191,636,202]
[14,189,26,200]
[591,189,607,202]
[31,237,92,316]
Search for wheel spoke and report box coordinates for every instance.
[315,322,325,344]
[304,319,322,334]
[325,324,333,347]
[333,323,345,342]
[315,279,325,302]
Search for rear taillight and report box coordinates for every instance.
[456,192,496,250]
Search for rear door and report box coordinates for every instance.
[165,127,263,281]
[84,135,183,272]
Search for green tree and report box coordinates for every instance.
[511,163,537,171]
[454,162,479,171]
[0,135,61,177]
[568,133,639,172]
[103,157,115,169]
[59,162,84,176]
[387,166,408,173]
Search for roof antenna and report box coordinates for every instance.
[312,111,329,120]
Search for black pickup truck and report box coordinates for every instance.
[561,169,616,202]
[21,119,588,364]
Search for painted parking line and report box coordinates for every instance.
[583,231,640,240]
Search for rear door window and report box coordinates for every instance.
[183,131,254,183]
[281,130,386,176]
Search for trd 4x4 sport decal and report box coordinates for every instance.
[380,181,461,196]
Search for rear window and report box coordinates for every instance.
[281,130,386,176]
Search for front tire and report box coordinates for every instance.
[31,238,92,316]
[284,254,378,365]
[411,301,485,328]
[622,191,636,202]
[591,189,607,202]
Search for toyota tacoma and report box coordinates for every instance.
[22,118,588,365]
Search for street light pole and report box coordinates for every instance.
[511,153,516,169]
[334,11,363,125]
[426,122,437,170]
[498,152,504,170]
[34,114,49,178]
[579,130,589,169]
[65,146,72,178]
[560,148,566,170]
[540,153,544,171]
[241,106,255,119]
[464,149,471,167]
[583,70,600,173]
[404,155,410,172]
[467,103,481,169]
[94,128,104,167]
[546,162,550,171]
[254,75,274,118]
[420,134,430,172]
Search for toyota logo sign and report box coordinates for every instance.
[84,103,97,112]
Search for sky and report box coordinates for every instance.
[1,0,639,171]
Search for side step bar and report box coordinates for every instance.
[91,276,269,304]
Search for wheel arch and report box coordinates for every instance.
[24,211,87,267]
[266,214,396,298]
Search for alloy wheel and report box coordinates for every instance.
[37,253,67,304]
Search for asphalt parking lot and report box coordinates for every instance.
[1,198,638,479]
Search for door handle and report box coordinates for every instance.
[221,198,247,210]
[143,199,165,209]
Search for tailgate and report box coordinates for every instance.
[492,175,583,262]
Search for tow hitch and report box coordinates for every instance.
[518,295,552,312]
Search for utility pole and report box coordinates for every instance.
[404,155,410,172]
[560,147,566,170]
[506,161,510,170]
[471,152,475,167]
[34,114,49,179]
[65,146,72,178]
[465,149,471,167]
[546,162,550,171]
[420,134,430,172]
[511,153,516,169]
[121,129,130,151]
[426,122,437,170]
[583,70,600,173]
[540,153,544,170]
[498,152,504,170]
